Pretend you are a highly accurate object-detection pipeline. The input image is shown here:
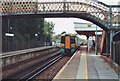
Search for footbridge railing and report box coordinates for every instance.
[0,0,120,29]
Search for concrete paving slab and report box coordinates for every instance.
[87,54,100,79]
[53,51,81,79]
[94,56,118,79]
[53,46,119,81]
[76,53,87,79]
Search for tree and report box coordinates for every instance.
[44,21,55,42]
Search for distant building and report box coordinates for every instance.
[74,22,103,36]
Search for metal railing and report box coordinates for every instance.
[0,1,120,29]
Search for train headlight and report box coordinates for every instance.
[61,44,64,48]
[71,44,75,48]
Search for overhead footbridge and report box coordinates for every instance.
[0,0,120,31]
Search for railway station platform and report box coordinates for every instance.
[53,45,119,81]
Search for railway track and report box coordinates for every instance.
[19,54,62,81]
[2,51,62,80]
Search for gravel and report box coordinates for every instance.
[3,51,59,79]
[35,56,70,80]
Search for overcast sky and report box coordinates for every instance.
[45,0,119,35]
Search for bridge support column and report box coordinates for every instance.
[109,6,113,57]
[110,30,114,57]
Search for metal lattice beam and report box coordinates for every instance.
[0,0,120,30]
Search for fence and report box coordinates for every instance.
[112,41,120,66]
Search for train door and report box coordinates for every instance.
[65,35,71,55]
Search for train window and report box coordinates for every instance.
[71,36,75,43]
[61,36,65,43]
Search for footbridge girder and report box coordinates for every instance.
[0,0,120,30]
[1,13,109,31]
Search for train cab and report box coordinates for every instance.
[60,34,77,56]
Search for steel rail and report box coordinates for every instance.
[2,51,61,79]
[19,54,63,81]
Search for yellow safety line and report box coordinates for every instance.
[53,51,78,79]
[85,51,88,81]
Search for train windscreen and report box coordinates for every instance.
[61,36,65,43]
[71,36,75,44]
